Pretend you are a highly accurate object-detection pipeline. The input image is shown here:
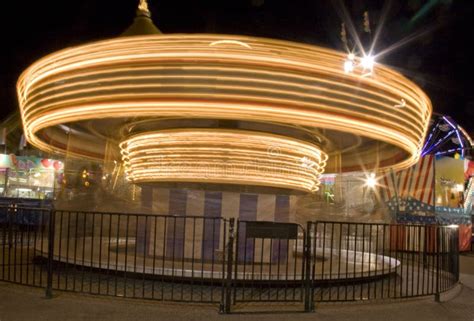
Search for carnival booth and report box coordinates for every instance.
[379,115,473,251]
[0,154,64,199]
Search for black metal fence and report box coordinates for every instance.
[0,206,460,314]
[0,206,50,288]
[307,221,459,306]
[51,210,230,304]
[231,221,306,306]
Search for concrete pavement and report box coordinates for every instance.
[0,254,473,321]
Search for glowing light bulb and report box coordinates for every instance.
[344,60,354,73]
[365,172,377,188]
[361,55,375,71]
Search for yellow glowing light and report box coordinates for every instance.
[120,129,328,192]
[17,34,432,175]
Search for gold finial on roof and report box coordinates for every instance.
[138,0,150,14]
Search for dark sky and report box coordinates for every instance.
[2,0,473,132]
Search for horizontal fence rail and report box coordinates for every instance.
[0,206,460,313]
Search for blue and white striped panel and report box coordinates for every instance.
[166,189,187,259]
[137,186,153,254]
[237,194,258,262]
[273,195,290,262]
[145,188,295,261]
[202,192,222,261]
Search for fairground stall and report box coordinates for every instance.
[0,154,63,199]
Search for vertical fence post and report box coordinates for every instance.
[7,205,14,249]
[434,225,440,302]
[304,221,314,312]
[220,218,235,314]
[45,209,56,299]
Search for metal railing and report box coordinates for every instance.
[0,206,50,288]
[230,221,306,306]
[307,221,459,307]
[50,210,228,303]
[0,206,460,314]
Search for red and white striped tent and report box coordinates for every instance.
[379,155,435,205]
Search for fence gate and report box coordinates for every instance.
[227,220,309,312]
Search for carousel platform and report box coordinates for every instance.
[34,236,400,282]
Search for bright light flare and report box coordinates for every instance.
[344,59,354,73]
[361,55,375,71]
[365,172,377,189]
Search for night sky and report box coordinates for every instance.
[2,0,473,132]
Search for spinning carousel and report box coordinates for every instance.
[18,0,431,282]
